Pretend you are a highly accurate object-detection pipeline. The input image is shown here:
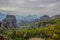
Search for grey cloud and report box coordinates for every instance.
[0,0,60,16]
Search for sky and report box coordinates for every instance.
[0,0,60,16]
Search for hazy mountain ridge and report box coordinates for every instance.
[0,13,40,21]
[0,13,6,20]
[16,15,40,21]
[0,13,60,22]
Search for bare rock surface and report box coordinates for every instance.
[1,15,17,29]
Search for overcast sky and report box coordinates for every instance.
[0,0,60,16]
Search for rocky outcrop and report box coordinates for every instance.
[1,15,17,29]
[0,34,12,40]
[51,14,60,19]
[40,15,50,21]
[33,15,51,28]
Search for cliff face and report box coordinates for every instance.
[1,15,17,29]
[40,15,50,21]
[34,14,60,28]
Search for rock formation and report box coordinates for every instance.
[51,14,60,19]
[1,15,17,29]
[40,15,50,21]
[0,34,12,40]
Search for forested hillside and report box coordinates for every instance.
[0,18,60,40]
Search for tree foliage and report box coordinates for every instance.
[0,19,60,40]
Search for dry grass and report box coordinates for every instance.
[29,38,45,40]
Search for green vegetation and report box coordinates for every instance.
[0,19,60,40]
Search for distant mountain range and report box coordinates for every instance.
[0,13,6,21]
[16,15,40,21]
[0,13,40,21]
[0,13,60,22]
[0,13,60,29]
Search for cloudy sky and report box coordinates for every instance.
[0,0,60,16]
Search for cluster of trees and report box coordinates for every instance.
[0,19,60,40]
